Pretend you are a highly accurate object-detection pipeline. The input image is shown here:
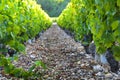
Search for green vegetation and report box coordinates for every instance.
[0,0,120,79]
[57,0,120,60]
[0,0,52,52]
[0,54,46,79]
[51,17,58,22]
[37,0,70,17]
[0,0,51,79]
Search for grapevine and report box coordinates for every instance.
[57,0,120,60]
[0,0,51,79]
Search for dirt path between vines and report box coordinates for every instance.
[0,23,120,80]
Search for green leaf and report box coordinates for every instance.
[11,69,21,77]
[82,41,89,46]
[13,25,20,35]
[10,32,15,39]
[13,54,19,61]
[117,36,120,43]
[4,65,11,73]
[16,43,25,52]
[95,0,100,4]
[0,55,7,66]
[113,29,119,37]
[111,20,119,31]
[35,61,41,66]
[117,0,120,7]
[96,45,106,54]
[7,40,16,48]
[28,64,36,72]
[35,61,47,69]
[112,46,120,61]
[0,48,7,53]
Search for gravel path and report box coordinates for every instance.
[0,23,120,80]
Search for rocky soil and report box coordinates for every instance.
[0,23,120,80]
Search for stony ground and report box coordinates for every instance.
[0,23,120,80]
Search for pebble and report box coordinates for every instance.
[97,77,105,80]
[77,70,81,73]
[81,78,87,80]
[72,72,75,75]
[77,61,81,64]
[118,70,120,75]
[105,73,113,78]
[95,72,104,77]
[0,74,2,77]
[81,63,85,66]
[93,65,103,72]
[112,73,119,77]
[28,39,32,44]
[0,77,8,80]
[89,78,95,80]
[30,54,36,59]
[85,54,92,58]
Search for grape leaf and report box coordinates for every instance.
[111,20,119,31]
[117,0,120,7]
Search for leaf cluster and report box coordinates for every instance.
[0,0,52,52]
[0,54,47,79]
[58,0,120,60]
[0,0,51,79]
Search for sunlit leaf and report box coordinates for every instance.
[35,61,47,69]
[111,20,119,31]
[117,0,120,7]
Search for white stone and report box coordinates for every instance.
[28,39,32,44]
[85,54,92,58]
[89,78,95,80]
[77,70,81,73]
[95,72,104,77]
[93,65,103,72]
[105,73,113,78]
[30,54,36,59]
[77,61,81,64]
[81,64,85,67]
